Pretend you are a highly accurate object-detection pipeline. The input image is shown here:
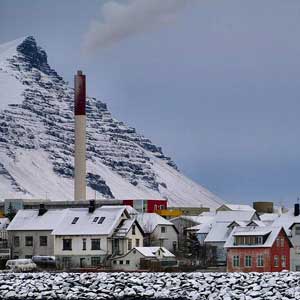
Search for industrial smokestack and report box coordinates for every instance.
[74,70,86,201]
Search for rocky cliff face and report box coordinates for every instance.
[0,36,223,209]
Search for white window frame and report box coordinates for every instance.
[232,255,240,267]
[257,255,264,267]
[274,255,279,267]
[245,255,252,267]
[281,255,286,268]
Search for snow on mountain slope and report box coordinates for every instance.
[0,36,224,209]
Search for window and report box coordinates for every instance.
[91,257,101,266]
[14,236,20,247]
[233,256,240,267]
[25,236,33,247]
[98,217,105,224]
[296,265,300,271]
[160,205,164,210]
[72,217,79,224]
[154,205,158,211]
[245,256,252,267]
[295,226,300,235]
[91,239,101,250]
[93,217,99,223]
[282,255,286,268]
[119,260,123,265]
[276,238,280,247]
[25,255,32,259]
[136,239,140,247]
[82,238,86,250]
[274,255,279,267]
[128,239,132,251]
[40,236,47,246]
[257,255,264,267]
[113,260,117,265]
[281,238,284,247]
[126,260,130,265]
[132,225,136,235]
[63,239,72,251]
[161,226,166,233]
[257,236,263,245]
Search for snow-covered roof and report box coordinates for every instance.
[215,210,256,222]
[137,213,173,233]
[135,247,175,258]
[196,223,213,234]
[227,220,247,228]
[170,214,215,225]
[247,220,266,227]
[204,222,232,243]
[7,209,65,231]
[224,226,288,248]
[52,206,128,236]
[218,204,255,212]
[259,213,279,222]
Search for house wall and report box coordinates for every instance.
[290,224,300,271]
[8,230,54,259]
[111,249,144,271]
[227,248,271,272]
[150,225,178,252]
[227,230,291,272]
[124,223,144,251]
[270,230,290,272]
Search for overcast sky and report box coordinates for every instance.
[1,0,300,206]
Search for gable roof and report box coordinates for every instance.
[204,222,232,243]
[215,210,257,222]
[135,247,175,258]
[218,204,255,212]
[52,206,128,236]
[136,213,175,233]
[224,226,292,248]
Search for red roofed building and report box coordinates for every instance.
[225,226,292,272]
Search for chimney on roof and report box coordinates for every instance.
[89,200,96,213]
[74,70,86,201]
[38,203,47,216]
[295,202,300,217]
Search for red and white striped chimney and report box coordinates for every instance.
[74,70,86,201]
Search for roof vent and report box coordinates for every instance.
[38,203,47,216]
[89,200,96,213]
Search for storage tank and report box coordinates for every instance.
[253,202,274,214]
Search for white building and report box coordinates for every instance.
[137,213,178,252]
[7,203,144,269]
[112,246,177,271]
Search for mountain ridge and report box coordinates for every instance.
[0,36,224,209]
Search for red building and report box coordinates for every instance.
[225,226,292,272]
[122,199,167,213]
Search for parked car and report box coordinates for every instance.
[5,259,37,272]
[32,256,56,268]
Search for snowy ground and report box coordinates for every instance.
[0,271,299,299]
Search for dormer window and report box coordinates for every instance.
[98,217,105,224]
[72,217,79,224]
[93,217,99,223]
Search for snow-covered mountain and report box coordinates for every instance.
[0,36,224,209]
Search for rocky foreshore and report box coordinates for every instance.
[0,271,299,299]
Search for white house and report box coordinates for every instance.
[7,203,144,269]
[137,213,178,252]
[52,205,144,268]
[111,246,177,271]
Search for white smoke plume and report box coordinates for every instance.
[83,0,190,54]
